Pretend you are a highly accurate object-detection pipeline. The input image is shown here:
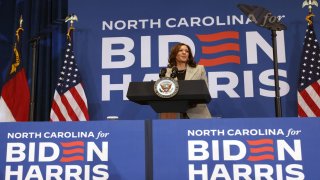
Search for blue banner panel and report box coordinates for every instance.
[0,120,146,180]
[68,0,318,119]
[153,118,320,180]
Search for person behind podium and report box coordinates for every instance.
[165,42,212,119]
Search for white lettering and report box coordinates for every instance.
[87,142,109,162]
[102,37,135,69]
[101,74,131,101]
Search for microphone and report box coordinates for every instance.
[171,66,178,78]
[159,67,167,78]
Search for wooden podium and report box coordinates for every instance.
[126,80,211,119]
[159,113,179,119]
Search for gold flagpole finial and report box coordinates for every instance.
[65,14,78,27]
[65,14,78,39]
[11,15,24,74]
[19,15,23,28]
[15,15,24,42]
[302,0,318,13]
[303,0,318,24]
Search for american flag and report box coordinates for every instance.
[297,18,320,117]
[50,29,89,121]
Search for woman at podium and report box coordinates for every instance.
[165,43,212,119]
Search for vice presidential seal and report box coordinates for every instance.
[154,77,179,98]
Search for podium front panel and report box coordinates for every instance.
[127,80,211,113]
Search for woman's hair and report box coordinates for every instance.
[167,43,197,68]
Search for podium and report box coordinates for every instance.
[126,80,211,119]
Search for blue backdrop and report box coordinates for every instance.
[1,1,318,120]
[67,0,316,120]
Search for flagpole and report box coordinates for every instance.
[29,36,40,121]
[18,14,37,122]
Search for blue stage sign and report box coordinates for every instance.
[0,120,146,180]
[153,118,320,180]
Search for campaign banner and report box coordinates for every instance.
[0,120,146,180]
[68,0,315,120]
[152,118,320,180]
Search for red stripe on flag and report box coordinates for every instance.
[297,103,307,117]
[196,31,239,42]
[60,94,79,121]
[202,43,240,54]
[51,100,66,121]
[311,81,320,95]
[198,56,240,66]
[299,88,320,116]
[1,69,30,121]
[70,84,89,120]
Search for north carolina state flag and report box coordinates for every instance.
[0,21,30,122]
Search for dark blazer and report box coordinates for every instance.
[165,64,212,118]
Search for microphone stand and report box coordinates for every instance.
[271,30,282,117]
[237,4,286,117]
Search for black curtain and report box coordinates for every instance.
[0,0,68,121]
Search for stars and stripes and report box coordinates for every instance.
[298,20,320,117]
[50,30,89,121]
